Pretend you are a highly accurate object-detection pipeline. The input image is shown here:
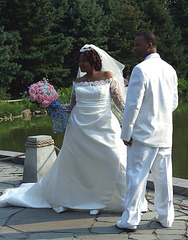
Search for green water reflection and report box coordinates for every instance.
[172,98,188,180]
[0,99,187,179]
[0,116,64,152]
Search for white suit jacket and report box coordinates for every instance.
[121,53,178,147]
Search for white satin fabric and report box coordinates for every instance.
[121,53,178,147]
[121,140,174,227]
[0,79,127,212]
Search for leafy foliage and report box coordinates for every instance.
[59,0,110,85]
[178,78,188,98]
[56,86,72,104]
[102,0,149,76]
[0,0,187,99]
[0,0,73,96]
[134,0,184,76]
[0,26,21,99]
[0,100,40,117]
[165,0,188,78]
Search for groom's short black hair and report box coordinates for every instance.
[136,31,157,47]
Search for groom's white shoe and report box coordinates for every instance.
[116,221,137,232]
[155,215,172,228]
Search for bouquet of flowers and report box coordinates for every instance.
[29,81,58,107]
[28,78,69,132]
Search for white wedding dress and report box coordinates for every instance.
[0,77,127,213]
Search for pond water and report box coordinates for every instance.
[0,98,187,179]
[171,98,188,180]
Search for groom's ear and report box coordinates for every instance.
[147,41,152,49]
[147,41,156,53]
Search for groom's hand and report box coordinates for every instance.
[123,139,132,146]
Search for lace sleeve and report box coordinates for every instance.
[61,83,76,113]
[110,76,125,113]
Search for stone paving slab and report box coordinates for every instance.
[0,160,188,240]
[0,207,187,239]
[6,209,95,233]
[76,234,129,240]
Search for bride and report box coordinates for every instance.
[0,44,129,215]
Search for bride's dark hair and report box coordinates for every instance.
[80,49,102,71]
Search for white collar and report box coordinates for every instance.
[145,53,160,60]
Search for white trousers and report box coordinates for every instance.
[121,140,174,227]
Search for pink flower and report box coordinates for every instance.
[42,100,50,108]
[29,87,36,94]
[36,94,43,103]
[47,87,52,91]
[37,81,43,87]
[33,84,38,90]
[30,94,36,101]
[30,83,35,88]
[48,95,55,103]
[37,87,43,94]
[53,92,58,100]
[43,93,49,101]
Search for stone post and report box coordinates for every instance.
[22,135,57,183]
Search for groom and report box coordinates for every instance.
[116,31,178,231]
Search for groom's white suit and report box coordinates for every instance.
[120,53,178,228]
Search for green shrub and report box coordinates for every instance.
[0,87,11,100]
[57,86,72,104]
[0,101,23,117]
[0,99,43,117]
[22,97,43,113]
[178,78,188,97]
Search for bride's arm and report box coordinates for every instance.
[61,84,76,113]
[110,76,125,112]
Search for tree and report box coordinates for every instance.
[0,0,73,97]
[59,0,110,83]
[134,0,184,77]
[165,0,188,78]
[99,0,149,76]
[0,26,21,99]
[0,0,187,98]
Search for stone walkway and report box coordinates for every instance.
[0,160,188,240]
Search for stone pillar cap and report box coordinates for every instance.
[27,135,53,143]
